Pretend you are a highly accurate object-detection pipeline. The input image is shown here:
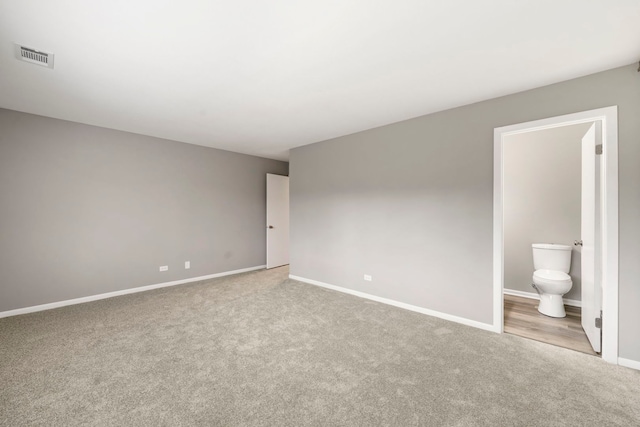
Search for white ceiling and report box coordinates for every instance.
[1,1,638,161]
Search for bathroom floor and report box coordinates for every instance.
[504,294,598,356]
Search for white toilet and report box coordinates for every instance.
[531,243,573,318]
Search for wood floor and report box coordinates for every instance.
[504,294,598,356]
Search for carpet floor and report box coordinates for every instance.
[1,267,639,426]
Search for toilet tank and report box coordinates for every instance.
[532,243,572,273]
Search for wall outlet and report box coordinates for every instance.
[185,261,190,269]
[364,274,372,281]
[159,265,168,272]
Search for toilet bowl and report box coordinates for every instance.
[531,243,573,318]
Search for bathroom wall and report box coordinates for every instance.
[503,123,592,302]
[0,108,288,312]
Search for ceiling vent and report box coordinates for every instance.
[15,44,54,69]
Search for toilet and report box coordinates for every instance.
[531,243,573,318]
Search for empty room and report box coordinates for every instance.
[1,1,639,426]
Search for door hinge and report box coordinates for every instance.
[596,144,603,155]
[595,311,602,329]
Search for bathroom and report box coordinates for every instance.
[502,122,597,356]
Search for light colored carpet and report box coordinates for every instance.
[1,266,638,426]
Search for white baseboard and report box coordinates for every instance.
[503,288,581,308]
[0,265,266,319]
[618,357,640,371]
[289,275,498,333]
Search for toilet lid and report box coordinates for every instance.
[533,269,571,283]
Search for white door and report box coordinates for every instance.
[581,122,602,353]
[266,174,289,269]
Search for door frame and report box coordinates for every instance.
[493,106,618,364]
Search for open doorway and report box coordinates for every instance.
[493,107,619,364]
[502,123,595,355]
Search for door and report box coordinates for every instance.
[266,173,289,269]
[580,122,602,353]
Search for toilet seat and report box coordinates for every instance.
[533,269,571,286]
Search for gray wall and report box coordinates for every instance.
[290,64,640,363]
[0,109,288,312]
[504,124,590,301]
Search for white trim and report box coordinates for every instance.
[290,275,497,333]
[493,128,504,333]
[503,288,581,308]
[0,265,266,319]
[494,106,619,364]
[600,108,619,365]
[618,358,640,372]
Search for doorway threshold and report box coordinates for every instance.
[504,294,598,356]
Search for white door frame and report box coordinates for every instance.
[493,106,618,364]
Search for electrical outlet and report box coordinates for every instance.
[364,274,372,281]
[185,261,190,269]
[159,265,168,272]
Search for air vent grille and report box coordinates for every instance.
[15,44,54,69]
